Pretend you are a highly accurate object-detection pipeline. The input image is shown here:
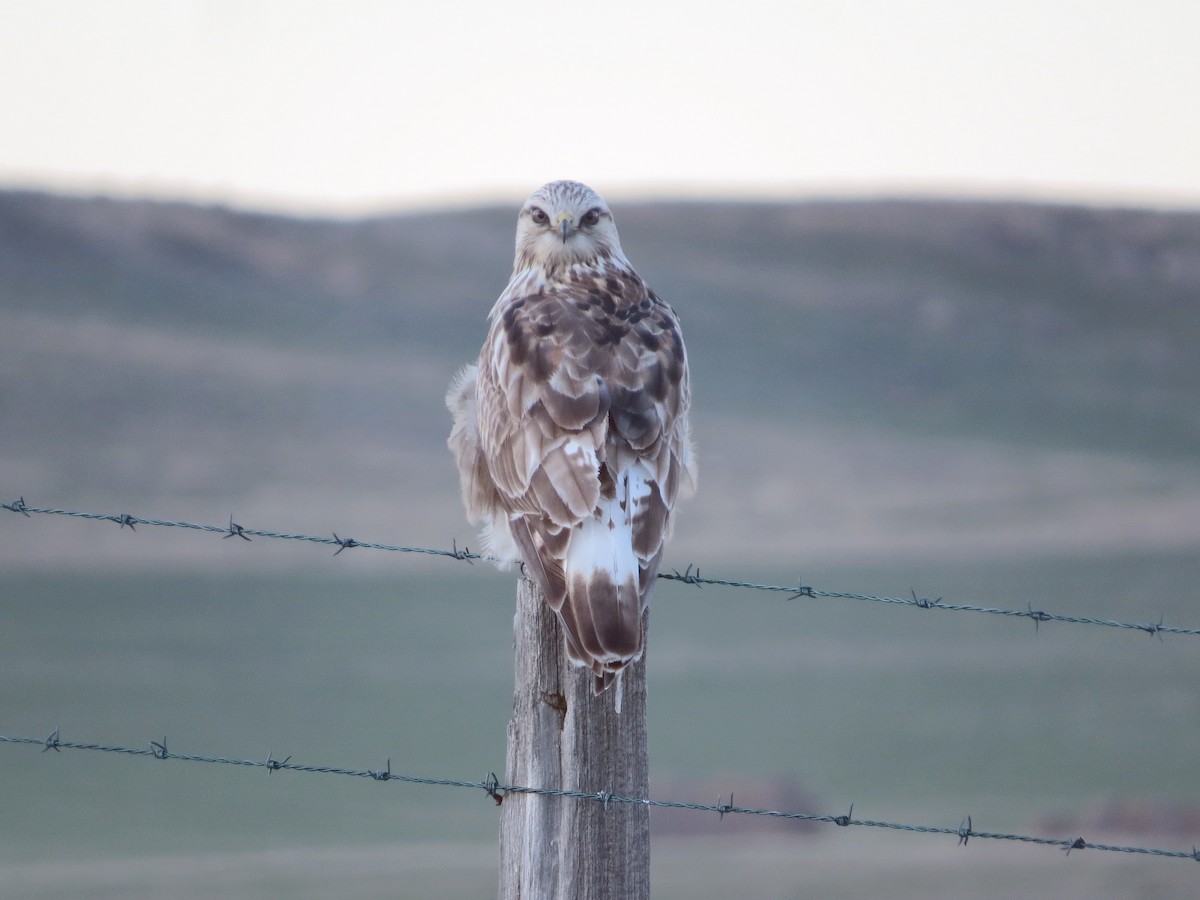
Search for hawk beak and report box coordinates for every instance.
[557,214,573,244]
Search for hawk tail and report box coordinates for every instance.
[561,513,643,692]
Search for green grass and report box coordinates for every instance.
[3,551,1198,880]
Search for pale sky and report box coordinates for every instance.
[2,0,1198,215]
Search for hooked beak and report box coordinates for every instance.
[556,213,572,244]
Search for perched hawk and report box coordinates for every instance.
[447,180,696,693]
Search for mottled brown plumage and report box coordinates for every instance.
[448,180,695,693]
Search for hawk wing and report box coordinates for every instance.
[449,265,694,690]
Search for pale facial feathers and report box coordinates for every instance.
[514,180,628,276]
[446,180,696,693]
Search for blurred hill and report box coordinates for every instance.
[2,189,1199,568]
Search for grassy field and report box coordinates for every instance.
[3,552,1198,897]
[3,190,1198,896]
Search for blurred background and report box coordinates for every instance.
[2,2,1199,897]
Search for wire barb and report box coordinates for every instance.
[1027,602,1051,632]
[911,589,943,610]
[1139,615,1166,641]
[224,515,251,541]
[1064,836,1088,856]
[42,728,61,753]
[449,538,474,562]
[665,564,703,586]
[786,579,815,601]
[150,737,169,760]
[483,772,504,806]
[958,815,973,846]
[715,792,734,821]
[264,752,291,774]
[331,533,359,556]
[369,759,392,781]
[3,496,31,516]
[833,803,855,827]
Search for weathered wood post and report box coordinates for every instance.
[498,576,650,899]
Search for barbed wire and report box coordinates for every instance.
[5,496,1198,639]
[4,501,1195,643]
[3,731,1197,862]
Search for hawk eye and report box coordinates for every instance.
[581,207,601,226]
[530,207,549,225]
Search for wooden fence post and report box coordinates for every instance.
[498,576,650,900]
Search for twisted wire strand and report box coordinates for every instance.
[5,497,1197,638]
[3,732,1196,862]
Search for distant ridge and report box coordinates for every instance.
[3,189,1199,566]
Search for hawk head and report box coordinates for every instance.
[514,180,627,274]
